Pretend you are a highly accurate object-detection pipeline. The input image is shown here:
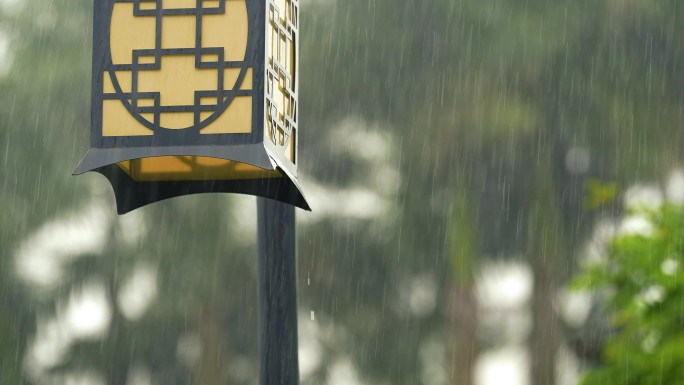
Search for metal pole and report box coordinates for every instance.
[257,198,300,385]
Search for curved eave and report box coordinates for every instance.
[73,145,275,175]
[73,146,311,214]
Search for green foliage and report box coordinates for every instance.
[583,179,619,211]
[575,205,684,385]
[449,184,477,283]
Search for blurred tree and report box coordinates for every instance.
[448,181,479,385]
[573,205,684,385]
[0,1,260,383]
[2,0,684,384]
[301,1,684,384]
[0,0,93,381]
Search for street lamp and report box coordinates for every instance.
[74,1,306,384]
[75,0,309,214]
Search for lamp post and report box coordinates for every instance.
[258,199,299,385]
[75,1,306,383]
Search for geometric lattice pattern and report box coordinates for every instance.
[266,0,298,161]
[103,0,253,135]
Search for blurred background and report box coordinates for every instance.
[2,0,684,384]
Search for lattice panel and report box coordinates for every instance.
[103,0,253,136]
[265,0,298,163]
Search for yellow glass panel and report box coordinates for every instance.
[117,157,282,181]
[137,98,155,107]
[286,128,295,163]
[140,113,155,123]
[104,72,114,94]
[290,30,296,74]
[240,68,252,90]
[161,15,196,49]
[117,71,132,93]
[161,0,196,9]
[138,55,216,108]
[159,112,195,129]
[200,97,218,106]
[103,100,154,137]
[104,71,133,94]
[107,0,254,135]
[200,96,252,134]
[202,1,248,61]
[272,0,287,23]
[201,53,219,63]
[110,3,156,65]
[139,156,192,174]
[138,55,156,64]
[117,160,132,174]
[224,68,241,91]
[203,0,221,8]
[139,1,157,11]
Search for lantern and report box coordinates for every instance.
[74,0,308,214]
